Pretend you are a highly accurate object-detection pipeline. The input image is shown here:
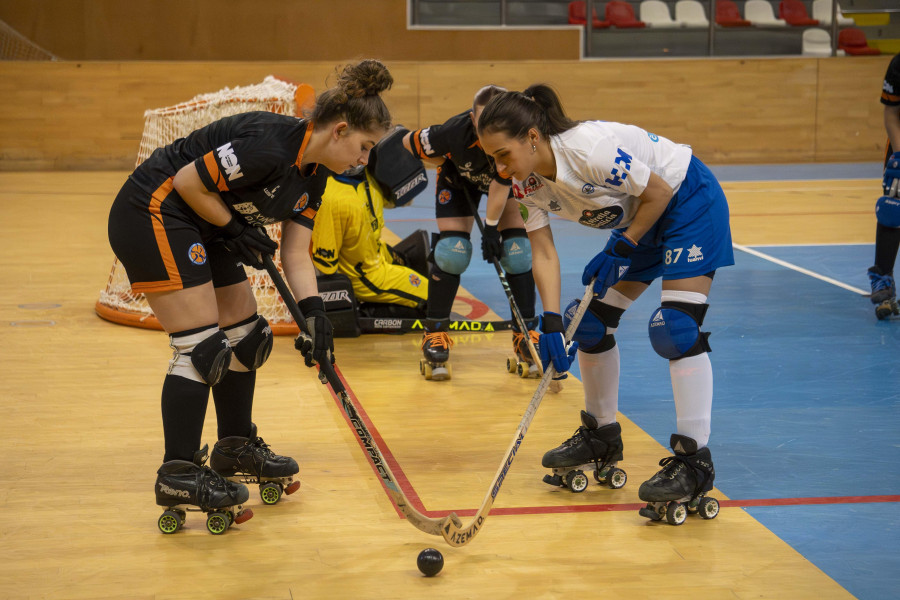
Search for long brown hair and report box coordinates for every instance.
[478,83,577,140]
[311,59,394,132]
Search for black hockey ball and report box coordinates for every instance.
[417,547,444,577]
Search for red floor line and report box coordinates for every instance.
[327,366,900,520]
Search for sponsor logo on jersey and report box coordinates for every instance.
[438,189,452,205]
[420,128,434,155]
[315,248,336,260]
[687,244,704,262]
[188,242,207,265]
[264,185,280,199]
[582,183,595,194]
[548,200,561,212]
[578,206,624,229]
[648,132,659,142]
[320,289,351,304]
[604,148,632,187]
[885,81,895,94]
[216,143,244,182]
[515,175,543,198]
[409,273,421,287]
[232,202,272,226]
[294,193,309,212]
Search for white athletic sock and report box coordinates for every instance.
[661,289,712,448]
[579,348,619,426]
[579,288,632,426]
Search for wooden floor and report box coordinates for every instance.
[0,171,876,600]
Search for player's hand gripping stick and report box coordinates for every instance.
[221,217,278,269]
[582,234,636,298]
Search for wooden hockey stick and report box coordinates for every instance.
[440,280,595,546]
[262,255,454,537]
[462,189,544,375]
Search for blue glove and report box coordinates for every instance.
[582,235,637,298]
[884,152,900,198]
[538,311,578,374]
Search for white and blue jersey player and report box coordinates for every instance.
[478,84,731,523]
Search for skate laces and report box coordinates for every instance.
[868,270,896,294]
[421,331,453,350]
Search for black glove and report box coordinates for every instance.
[221,216,278,269]
[481,223,503,262]
[293,296,335,368]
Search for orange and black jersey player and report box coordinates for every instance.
[881,52,900,162]
[408,110,511,218]
[110,111,330,293]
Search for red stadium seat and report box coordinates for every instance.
[779,0,819,26]
[716,0,751,26]
[606,1,646,28]
[568,1,611,28]
[838,27,881,55]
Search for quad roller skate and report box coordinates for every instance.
[419,319,453,381]
[638,434,719,526]
[507,325,541,379]
[211,423,301,505]
[868,266,899,320]
[541,411,627,493]
[155,444,253,535]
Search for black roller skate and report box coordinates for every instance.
[419,319,453,381]
[868,266,899,320]
[210,423,301,505]
[638,434,719,526]
[541,411,627,493]
[155,444,253,535]
[507,321,541,379]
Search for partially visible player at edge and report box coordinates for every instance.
[869,52,900,320]
[477,85,732,523]
[107,60,394,532]
[402,85,539,381]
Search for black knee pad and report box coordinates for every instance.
[563,297,626,354]
[190,329,232,385]
[229,316,274,370]
[648,301,711,360]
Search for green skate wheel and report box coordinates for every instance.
[158,510,182,534]
[698,496,720,519]
[665,502,687,526]
[206,512,229,535]
[565,470,589,493]
[260,482,282,505]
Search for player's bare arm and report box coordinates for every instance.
[885,104,900,151]
[281,219,320,300]
[624,171,674,243]
[528,225,562,314]
[172,162,232,226]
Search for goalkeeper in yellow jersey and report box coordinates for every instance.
[312,127,430,324]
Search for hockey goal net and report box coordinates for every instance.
[96,76,314,334]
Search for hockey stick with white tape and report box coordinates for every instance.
[440,280,594,546]
[263,255,453,537]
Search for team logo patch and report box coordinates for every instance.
[549,200,561,212]
[438,189,452,205]
[582,183,595,195]
[293,193,309,212]
[648,132,659,142]
[578,207,624,229]
[409,273,421,287]
[188,243,207,265]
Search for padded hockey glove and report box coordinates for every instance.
[884,152,900,198]
[294,296,335,368]
[221,216,278,270]
[538,311,578,374]
[481,223,503,262]
[582,235,637,298]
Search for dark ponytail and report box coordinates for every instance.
[478,83,577,140]
[311,59,394,132]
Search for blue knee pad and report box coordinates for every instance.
[648,302,711,360]
[499,230,532,275]
[563,297,624,354]
[876,195,900,228]
[434,232,472,275]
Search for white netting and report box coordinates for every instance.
[97,76,304,332]
[0,19,58,61]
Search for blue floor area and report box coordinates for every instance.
[385,181,900,599]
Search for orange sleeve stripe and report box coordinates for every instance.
[412,130,424,157]
[882,91,900,104]
[300,206,317,219]
[203,152,229,192]
[146,178,183,291]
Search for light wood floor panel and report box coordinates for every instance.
[0,172,856,599]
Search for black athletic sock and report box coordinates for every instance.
[161,374,210,463]
[426,264,461,320]
[874,223,900,274]
[212,370,255,440]
[506,270,536,321]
